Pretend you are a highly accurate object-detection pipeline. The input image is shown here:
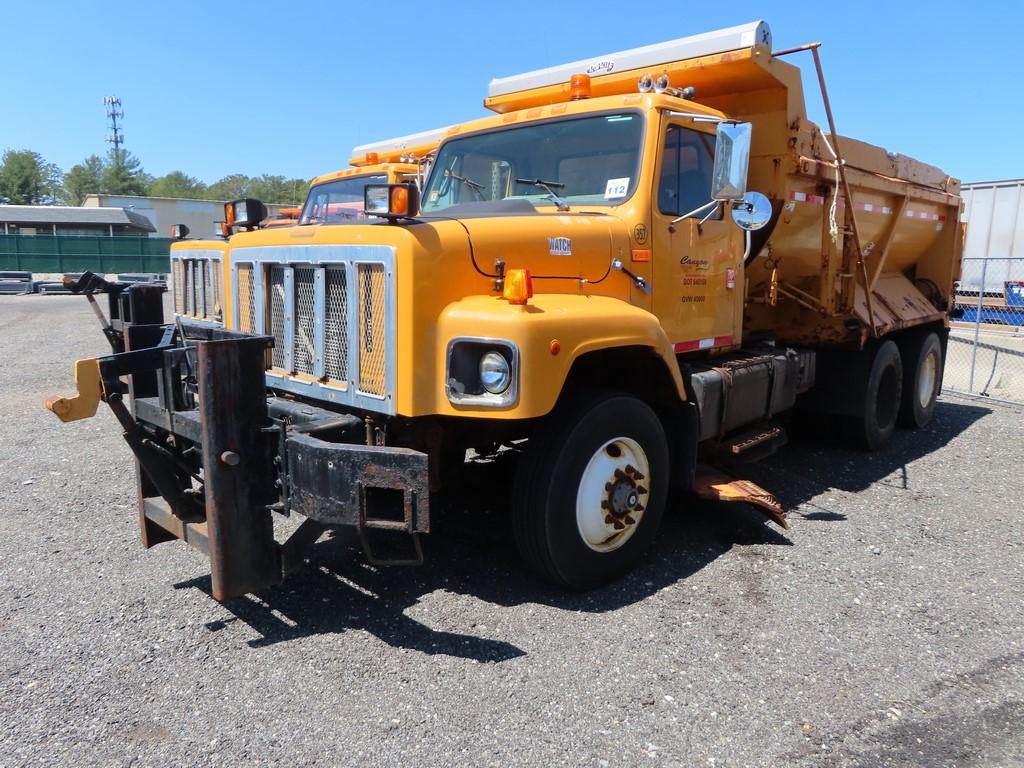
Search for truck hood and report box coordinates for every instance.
[229,208,622,289]
[426,208,618,282]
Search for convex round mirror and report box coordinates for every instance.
[731,191,771,231]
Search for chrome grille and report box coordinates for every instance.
[232,246,395,414]
[268,266,287,369]
[293,267,316,375]
[237,264,255,332]
[172,254,222,323]
[197,261,207,318]
[204,261,216,319]
[324,266,348,382]
[185,261,196,315]
[357,263,387,396]
[172,260,184,313]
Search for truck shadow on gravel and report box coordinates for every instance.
[175,492,785,659]
[175,399,990,660]
[743,398,992,519]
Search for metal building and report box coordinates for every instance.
[0,204,155,236]
[961,179,1024,291]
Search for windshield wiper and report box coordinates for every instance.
[515,178,569,211]
[444,169,486,200]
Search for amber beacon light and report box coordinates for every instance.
[569,73,591,100]
[502,269,534,305]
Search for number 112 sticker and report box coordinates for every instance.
[604,177,630,199]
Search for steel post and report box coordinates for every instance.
[197,334,278,601]
[967,258,988,392]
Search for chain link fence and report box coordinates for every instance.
[943,257,1024,403]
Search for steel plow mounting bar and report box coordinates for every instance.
[486,21,772,97]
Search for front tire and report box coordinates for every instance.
[512,391,669,589]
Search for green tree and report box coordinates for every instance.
[207,174,251,201]
[246,174,287,204]
[0,149,62,204]
[149,170,208,199]
[101,149,150,197]
[61,154,105,205]
[246,174,309,204]
[283,177,310,205]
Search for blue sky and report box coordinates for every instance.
[2,1,1018,184]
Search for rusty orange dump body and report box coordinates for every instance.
[685,47,961,347]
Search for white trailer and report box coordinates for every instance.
[961,179,1024,294]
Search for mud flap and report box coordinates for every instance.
[693,466,789,530]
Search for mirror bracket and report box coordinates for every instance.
[670,199,719,226]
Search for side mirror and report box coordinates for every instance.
[170,223,190,240]
[711,122,752,201]
[731,191,772,231]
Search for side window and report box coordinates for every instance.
[658,125,720,219]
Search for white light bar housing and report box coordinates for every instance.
[487,21,771,98]
[351,125,452,159]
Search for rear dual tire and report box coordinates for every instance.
[846,340,903,451]
[898,331,942,429]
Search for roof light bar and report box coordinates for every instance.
[487,21,771,98]
[350,125,451,165]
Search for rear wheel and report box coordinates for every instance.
[512,391,669,589]
[898,331,942,429]
[845,340,902,451]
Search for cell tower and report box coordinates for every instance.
[103,96,124,152]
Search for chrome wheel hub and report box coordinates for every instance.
[576,437,650,553]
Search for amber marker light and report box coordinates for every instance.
[365,152,379,164]
[569,73,591,100]
[390,185,410,216]
[502,269,533,305]
[550,339,561,355]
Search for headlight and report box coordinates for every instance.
[446,338,519,407]
[479,351,511,394]
[224,198,267,230]
[364,185,390,215]
[364,183,420,219]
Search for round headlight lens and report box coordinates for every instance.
[479,351,511,394]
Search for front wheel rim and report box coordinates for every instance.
[576,437,650,553]
[918,349,938,408]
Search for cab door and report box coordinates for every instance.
[651,119,743,353]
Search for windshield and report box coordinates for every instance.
[420,113,644,213]
[300,174,387,224]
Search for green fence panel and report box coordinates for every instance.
[0,235,172,274]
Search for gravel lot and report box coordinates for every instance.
[2,294,1022,767]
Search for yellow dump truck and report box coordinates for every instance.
[47,21,962,598]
